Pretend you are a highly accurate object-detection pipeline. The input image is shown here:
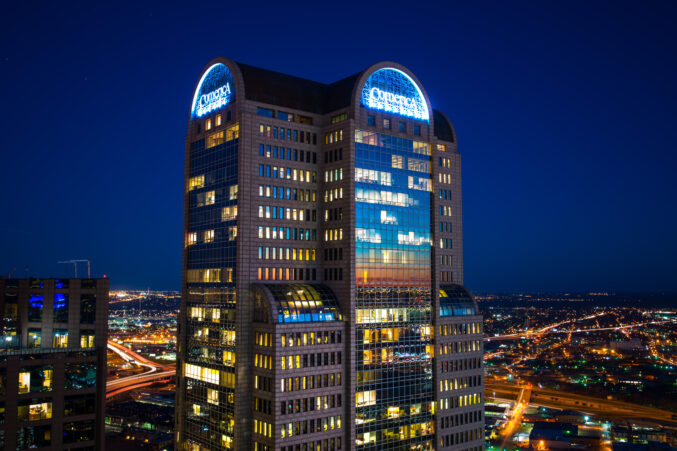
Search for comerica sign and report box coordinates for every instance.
[196,84,232,117]
[361,67,429,121]
[191,63,235,118]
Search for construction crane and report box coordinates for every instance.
[57,260,91,278]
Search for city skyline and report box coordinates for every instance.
[1,2,677,293]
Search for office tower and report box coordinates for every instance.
[0,277,109,450]
[177,59,484,451]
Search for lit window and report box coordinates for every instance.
[391,155,403,169]
[80,332,95,348]
[356,390,376,407]
[207,388,219,405]
[19,365,53,394]
[27,329,41,348]
[206,131,223,148]
[206,191,215,205]
[215,114,222,126]
[18,401,52,421]
[53,330,68,348]
[206,119,212,130]
[188,175,205,191]
[187,233,197,246]
[222,206,237,221]
[383,118,391,129]
[204,230,214,243]
[228,227,237,241]
[229,185,238,200]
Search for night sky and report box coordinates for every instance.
[1,2,676,293]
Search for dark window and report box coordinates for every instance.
[55,279,69,289]
[30,278,43,289]
[54,294,68,323]
[414,125,421,136]
[17,425,51,448]
[399,122,406,132]
[367,115,375,126]
[64,394,95,417]
[63,420,95,444]
[257,107,275,118]
[65,363,97,389]
[27,295,43,322]
[80,294,96,324]
[80,279,96,289]
[0,368,5,396]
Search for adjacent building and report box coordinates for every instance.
[177,59,484,451]
[0,278,109,450]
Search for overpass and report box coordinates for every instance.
[106,340,176,399]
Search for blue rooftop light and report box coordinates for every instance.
[191,63,235,119]
[29,295,43,308]
[361,68,430,122]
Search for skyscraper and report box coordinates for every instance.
[177,59,484,451]
[0,277,109,450]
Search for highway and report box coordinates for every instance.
[106,340,176,399]
[486,382,677,428]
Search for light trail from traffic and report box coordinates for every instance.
[106,340,175,398]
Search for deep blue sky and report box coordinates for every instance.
[1,1,676,292]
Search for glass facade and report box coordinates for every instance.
[354,130,435,450]
[178,60,482,451]
[182,119,239,449]
[263,284,342,323]
[439,286,476,317]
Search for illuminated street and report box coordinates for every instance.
[480,293,677,449]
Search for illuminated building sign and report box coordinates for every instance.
[361,68,429,121]
[191,63,235,118]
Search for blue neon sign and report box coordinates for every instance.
[361,68,429,122]
[191,63,235,118]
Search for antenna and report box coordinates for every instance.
[57,260,91,278]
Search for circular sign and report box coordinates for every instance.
[361,68,429,122]
[191,63,235,119]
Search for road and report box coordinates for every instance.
[485,316,670,342]
[106,340,176,398]
[485,312,609,342]
[649,339,677,366]
[499,384,532,449]
[486,382,677,428]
